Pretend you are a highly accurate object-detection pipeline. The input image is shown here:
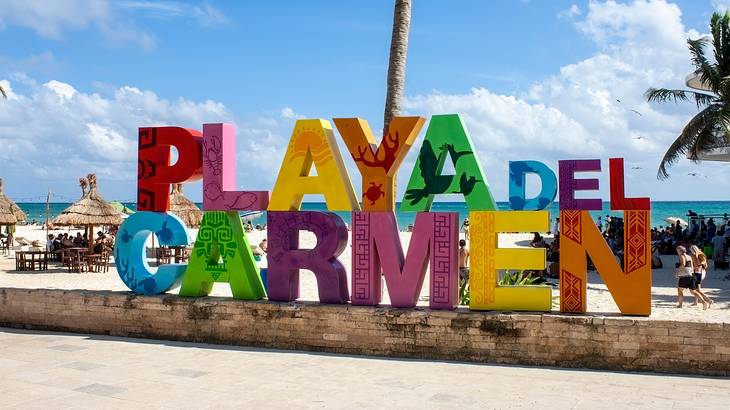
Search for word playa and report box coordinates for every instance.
[117,114,651,316]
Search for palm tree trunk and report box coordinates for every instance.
[383,0,412,136]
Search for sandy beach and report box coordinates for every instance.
[1,224,728,323]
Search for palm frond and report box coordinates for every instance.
[644,88,718,108]
[711,11,730,77]
[0,85,6,99]
[657,104,723,179]
[688,38,721,91]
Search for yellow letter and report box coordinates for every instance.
[469,211,552,311]
[269,119,360,211]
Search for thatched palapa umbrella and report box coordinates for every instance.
[53,174,123,252]
[169,183,202,227]
[0,202,17,230]
[0,178,26,226]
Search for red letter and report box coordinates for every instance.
[609,158,650,210]
[137,127,203,212]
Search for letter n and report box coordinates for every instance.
[559,210,651,316]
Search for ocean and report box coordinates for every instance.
[17,201,730,229]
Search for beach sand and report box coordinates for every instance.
[1,224,728,323]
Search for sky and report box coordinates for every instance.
[0,0,729,203]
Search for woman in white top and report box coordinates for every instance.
[675,246,707,309]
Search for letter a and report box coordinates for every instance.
[179,211,266,300]
[400,114,496,212]
[269,119,360,211]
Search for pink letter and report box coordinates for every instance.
[351,212,458,309]
[202,123,269,211]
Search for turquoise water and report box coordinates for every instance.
[17,201,730,228]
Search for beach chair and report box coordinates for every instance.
[14,252,26,271]
[156,247,173,266]
[89,251,110,273]
[67,251,86,273]
[0,237,8,255]
[14,237,31,247]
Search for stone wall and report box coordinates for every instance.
[0,288,728,376]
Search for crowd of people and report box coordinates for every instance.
[46,231,115,255]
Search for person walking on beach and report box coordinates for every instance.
[712,229,726,269]
[675,246,707,309]
[706,218,716,242]
[458,239,470,281]
[689,245,713,308]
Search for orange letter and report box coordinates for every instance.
[559,210,651,316]
[334,117,425,210]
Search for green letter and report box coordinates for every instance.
[400,114,496,212]
[179,211,266,300]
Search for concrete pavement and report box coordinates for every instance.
[0,328,728,409]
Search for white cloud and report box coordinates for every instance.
[119,1,229,26]
[0,0,153,50]
[0,74,305,201]
[558,4,581,20]
[0,76,237,199]
[0,0,227,50]
[281,106,305,120]
[403,0,726,200]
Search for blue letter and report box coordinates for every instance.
[115,211,191,295]
[508,160,557,210]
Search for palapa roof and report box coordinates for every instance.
[0,203,17,225]
[169,184,202,227]
[0,178,26,222]
[52,174,123,226]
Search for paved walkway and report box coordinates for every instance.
[0,328,728,409]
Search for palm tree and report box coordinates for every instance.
[383,0,412,135]
[646,11,730,180]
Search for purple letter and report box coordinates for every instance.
[559,159,602,210]
[351,212,458,309]
[202,123,269,211]
[267,211,349,303]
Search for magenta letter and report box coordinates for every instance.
[267,211,349,303]
[351,212,458,309]
[559,159,602,210]
[202,123,269,211]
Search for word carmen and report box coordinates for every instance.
[117,114,651,316]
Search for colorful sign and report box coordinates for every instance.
[116,116,652,316]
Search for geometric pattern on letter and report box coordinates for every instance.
[561,210,582,244]
[625,210,649,275]
[352,212,371,301]
[431,213,456,306]
[560,269,583,313]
